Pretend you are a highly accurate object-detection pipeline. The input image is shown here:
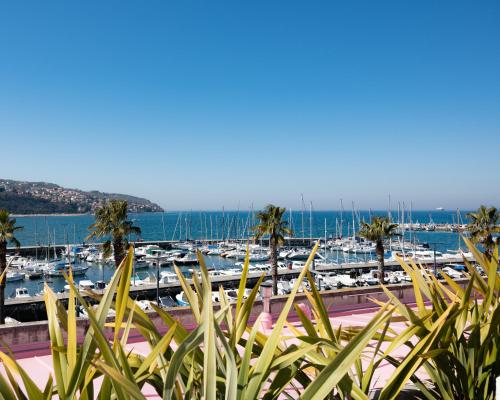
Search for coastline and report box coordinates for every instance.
[12,213,92,218]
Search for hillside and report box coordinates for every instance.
[0,179,163,214]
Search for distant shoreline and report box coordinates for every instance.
[12,213,91,217]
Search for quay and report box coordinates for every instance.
[9,238,321,257]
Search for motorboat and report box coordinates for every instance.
[14,287,30,299]
[134,259,150,269]
[78,305,116,319]
[277,280,292,295]
[173,254,199,266]
[78,280,95,290]
[132,273,156,286]
[159,271,179,284]
[45,262,89,277]
[441,267,463,279]
[336,274,357,287]
[6,272,24,282]
[286,249,311,260]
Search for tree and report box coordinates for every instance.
[253,205,292,295]
[466,205,500,259]
[358,216,398,284]
[0,209,22,324]
[86,200,141,268]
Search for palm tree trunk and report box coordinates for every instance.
[0,243,6,324]
[271,237,278,296]
[376,240,385,285]
[113,237,125,269]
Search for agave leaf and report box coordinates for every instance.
[214,320,238,400]
[65,253,127,398]
[245,241,320,399]
[66,269,77,377]
[134,322,177,379]
[94,360,147,400]
[300,303,393,400]
[379,301,459,400]
[235,244,251,317]
[305,270,335,341]
[164,323,206,399]
[199,254,217,400]
[0,351,45,399]
[66,274,129,399]
[233,272,266,347]
[173,264,201,321]
[43,283,68,397]
[114,246,135,346]
[237,314,263,398]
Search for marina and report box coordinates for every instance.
[2,209,475,308]
[3,232,476,322]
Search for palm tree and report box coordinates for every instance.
[466,205,500,258]
[253,205,292,295]
[0,209,22,324]
[358,216,398,284]
[86,200,141,268]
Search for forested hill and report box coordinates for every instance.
[0,179,163,214]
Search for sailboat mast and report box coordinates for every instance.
[301,194,305,242]
[340,199,344,239]
[309,201,313,242]
[324,217,327,257]
[161,212,167,241]
[351,201,355,238]
[221,206,225,242]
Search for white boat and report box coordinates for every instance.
[277,280,292,295]
[441,267,463,279]
[78,280,95,290]
[79,305,115,319]
[6,272,24,282]
[159,271,179,284]
[132,273,156,286]
[173,254,198,266]
[211,288,249,303]
[336,274,358,287]
[248,253,270,262]
[45,262,89,277]
[137,300,153,311]
[14,287,30,299]
[286,249,311,260]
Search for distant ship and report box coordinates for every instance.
[436,207,444,211]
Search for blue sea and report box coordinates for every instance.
[6,210,470,297]
[13,210,467,249]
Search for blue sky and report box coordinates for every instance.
[0,1,499,210]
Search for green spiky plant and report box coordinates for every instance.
[375,237,500,400]
[0,237,497,399]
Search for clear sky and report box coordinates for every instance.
[0,1,499,211]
